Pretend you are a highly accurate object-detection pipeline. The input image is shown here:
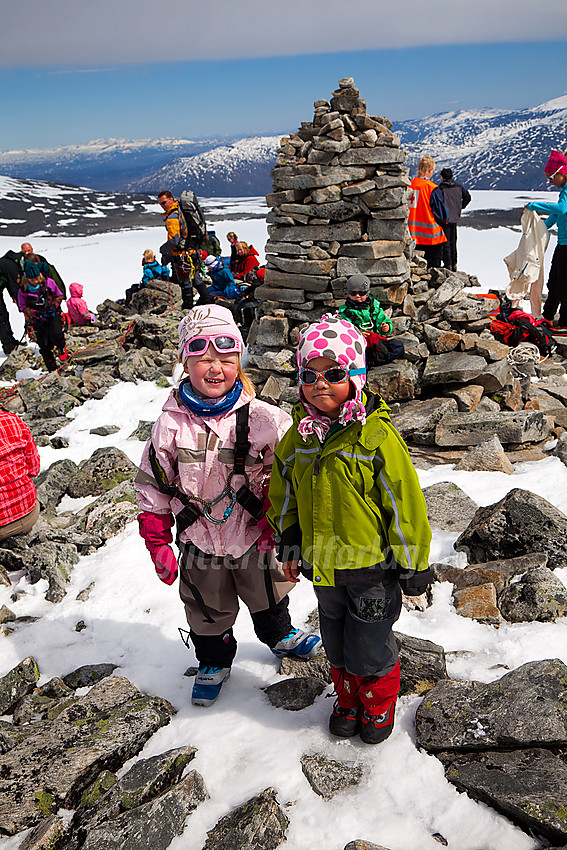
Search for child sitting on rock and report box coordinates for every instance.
[267,315,432,744]
[124,250,171,305]
[203,255,244,300]
[135,305,321,708]
[339,274,404,367]
[66,282,96,325]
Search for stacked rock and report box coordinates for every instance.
[247,77,411,373]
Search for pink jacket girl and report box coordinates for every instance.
[135,305,321,708]
[66,283,95,325]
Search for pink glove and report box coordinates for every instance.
[256,489,275,552]
[138,512,178,585]
[153,544,179,585]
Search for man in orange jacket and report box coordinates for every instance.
[408,156,448,269]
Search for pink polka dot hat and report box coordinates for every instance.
[296,315,367,441]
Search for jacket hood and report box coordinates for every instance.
[69,282,83,298]
[440,178,457,188]
[248,245,259,256]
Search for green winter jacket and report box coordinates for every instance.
[267,391,431,588]
[339,295,392,335]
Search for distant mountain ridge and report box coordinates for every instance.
[0,96,565,195]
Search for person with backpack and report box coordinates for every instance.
[408,156,448,269]
[201,230,222,258]
[203,255,245,299]
[267,315,432,743]
[157,190,213,309]
[18,260,67,371]
[525,149,567,329]
[438,168,471,271]
[135,305,321,707]
[20,242,67,299]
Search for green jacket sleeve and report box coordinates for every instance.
[374,428,431,576]
[267,433,302,560]
[371,298,392,334]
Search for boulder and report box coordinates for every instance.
[422,482,479,532]
[366,361,418,401]
[394,632,447,695]
[498,567,567,623]
[203,787,289,850]
[263,677,327,711]
[435,410,551,447]
[452,582,502,624]
[0,657,40,715]
[67,448,137,499]
[421,352,487,387]
[453,434,515,474]
[390,398,457,445]
[432,553,548,595]
[455,488,567,569]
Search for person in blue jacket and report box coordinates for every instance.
[141,249,171,285]
[526,149,567,328]
[203,254,245,300]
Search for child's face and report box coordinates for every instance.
[349,290,369,304]
[301,356,353,420]
[184,343,239,398]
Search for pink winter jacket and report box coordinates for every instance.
[135,388,292,558]
[67,282,95,325]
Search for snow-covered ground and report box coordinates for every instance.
[1,190,565,849]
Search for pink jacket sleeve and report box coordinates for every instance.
[134,415,177,516]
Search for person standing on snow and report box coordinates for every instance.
[20,242,67,299]
[408,156,448,269]
[157,190,213,310]
[135,305,321,708]
[526,150,567,329]
[438,168,471,271]
[267,316,432,744]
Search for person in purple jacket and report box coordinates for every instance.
[18,259,67,370]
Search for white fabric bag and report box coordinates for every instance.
[504,208,550,317]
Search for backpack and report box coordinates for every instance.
[491,311,554,355]
[178,190,207,250]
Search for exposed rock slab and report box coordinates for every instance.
[263,676,327,710]
[453,434,514,474]
[498,567,567,623]
[422,482,478,532]
[300,753,364,799]
[435,410,550,447]
[203,787,289,850]
[0,656,39,715]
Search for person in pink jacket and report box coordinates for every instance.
[135,304,321,707]
[66,283,96,325]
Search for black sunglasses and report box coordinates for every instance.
[349,290,368,296]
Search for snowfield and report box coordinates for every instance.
[1,190,566,850]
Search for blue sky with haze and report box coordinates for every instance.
[0,0,566,151]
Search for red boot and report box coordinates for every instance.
[358,660,400,745]
[329,666,362,738]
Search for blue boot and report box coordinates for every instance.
[191,666,231,707]
[271,628,322,660]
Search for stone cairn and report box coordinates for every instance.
[245,77,567,461]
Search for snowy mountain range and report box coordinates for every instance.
[0,95,565,202]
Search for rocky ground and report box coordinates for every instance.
[2,275,567,849]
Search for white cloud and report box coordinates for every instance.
[1,0,566,67]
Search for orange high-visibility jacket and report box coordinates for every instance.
[408,177,447,246]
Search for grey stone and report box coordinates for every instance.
[80,771,207,850]
[254,284,307,302]
[272,165,368,191]
[339,147,406,166]
[395,632,447,696]
[389,398,458,445]
[259,375,292,405]
[421,352,487,387]
[127,420,154,441]
[67,448,137,499]
[0,656,39,715]
[63,664,119,690]
[455,488,567,569]
[344,843,391,850]
[367,217,408,242]
[300,753,364,799]
[442,299,494,324]
[422,482,479,532]
[263,676,327,710]
[454,434,515,474]
[426,274,465,311]
[475,357,513,392]
[279,653,331,684]
[268,221,362,244]
[267,255,336,275]
[35,458,80,512]
[0,676,175,835]
[435,410,550,447]
[336,256,408,278]
[416,659,567,752]
[439,748,567,845]
[81,480,139,541]
[432,553,548,595]
[339,240,403,259]
[89,425,120,436]
[253,316,289,347]
[499,567,567,623]
[203,787,289,850]
[366,361,418,402]
[20,541,80,603]
[17,815,71,850]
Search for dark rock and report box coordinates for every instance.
[89,425,120,436]
[80,771,207,850]
[0,604,16,623]
[67,447,137,498]
[366,361,417,401]
[263,676,327,710]
[78,480,139,540]
[300,753,364,799]
[127,420,154,441]
[203,787,289,850]
[63,664,119,689]
[344,843,392,850]
[453,434,514,474]
[421,352,487,387]
[416,659,567,753]
[390,398,457,445]
[498,567,567,622]
[279,652,331,684]
[455,488,567,569]
[35,458,80,511]
[435,410,551,447]
[422,482,479,532]
[20,541,79,603]
[439,748,567,845]
[0,676,175,834]
[394,632,447,695]
[18,814,71,849]
[0,656,39,714]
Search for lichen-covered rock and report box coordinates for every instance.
[20,541,79,603]
[203,787,289,850]
[422,482,479,532]
[394,632,447,695]
[0,656,40,715]
[498,567,567,623]
[35,458,80,512]
[301,753,364,799]
[279,652,331,684]
[455,488,567,569]
[62,664,119,689]
[416,659,567,753]
[452,582,502,624]
[67,447,137,498]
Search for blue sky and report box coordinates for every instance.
[0,0,566,151]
